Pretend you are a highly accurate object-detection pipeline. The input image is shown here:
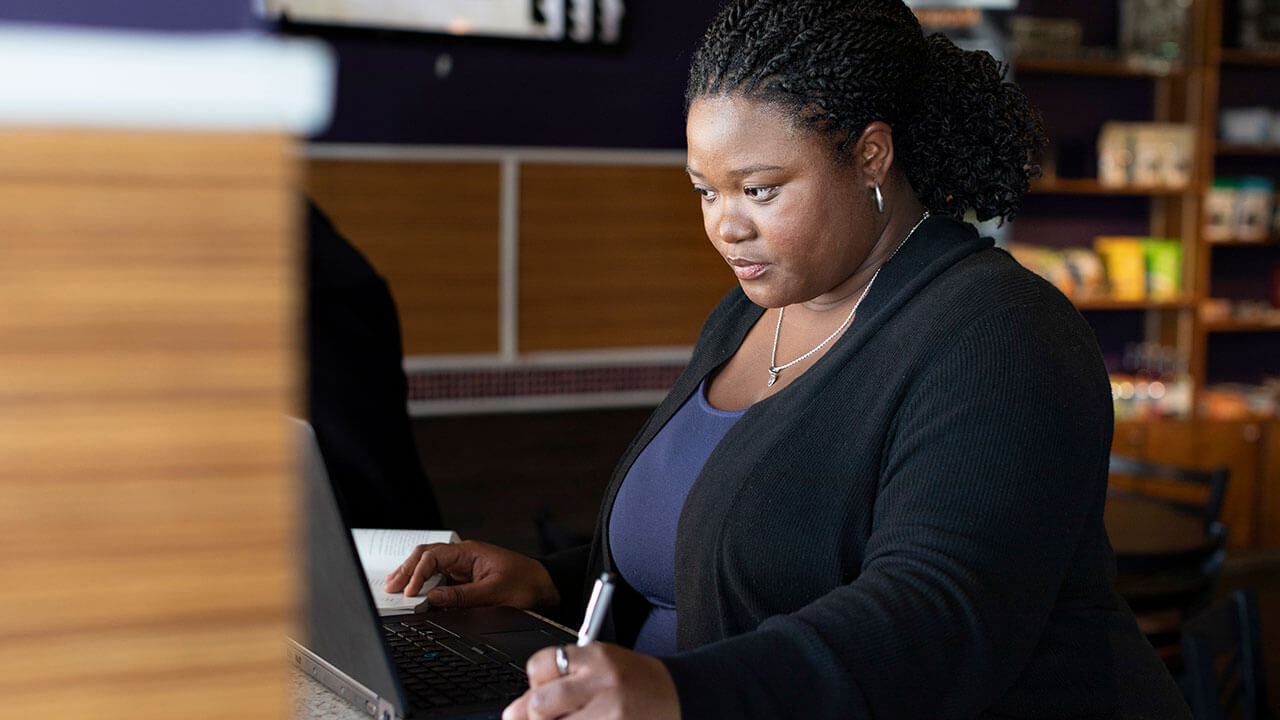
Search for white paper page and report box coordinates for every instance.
[351,528,460,611]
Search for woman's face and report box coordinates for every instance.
[686,94,877,309]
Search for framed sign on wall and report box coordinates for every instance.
[259,0,625,44]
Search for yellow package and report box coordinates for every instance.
[1094,236,1146,301]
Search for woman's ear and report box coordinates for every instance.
[856,121,895,187]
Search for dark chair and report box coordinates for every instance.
[1108,454,1229,535]
[1106,455,1231,662]
[1180,589,1272,720]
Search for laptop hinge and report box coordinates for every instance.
[375,698,400,720]
[288,637,403,720]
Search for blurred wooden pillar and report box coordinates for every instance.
[0,128,301,718]
[0,23,331,719]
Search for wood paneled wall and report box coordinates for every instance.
[307,160,502,355]
[0,130,299,719]
[1114,419,1265,549]
[519,164,728,351]
[305,155,735,356]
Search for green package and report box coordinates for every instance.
[1142,238,1182,300]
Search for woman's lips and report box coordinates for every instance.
[727,258,768,280]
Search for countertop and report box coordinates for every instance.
[293,670,368,720]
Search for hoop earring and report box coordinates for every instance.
[874,182,885,213]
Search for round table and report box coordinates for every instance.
[1103,493,1213,557]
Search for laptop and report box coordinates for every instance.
[287,418,578,719]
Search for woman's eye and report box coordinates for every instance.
[692,187,717,201]
[744,186,779,200]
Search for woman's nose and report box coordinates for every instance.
[716,204,753,243]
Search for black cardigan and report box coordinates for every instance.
[542,216,1191,719]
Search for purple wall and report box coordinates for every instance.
[273,1,1129,149]
[0,0,257,31]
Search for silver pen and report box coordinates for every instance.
[576,571,615,646]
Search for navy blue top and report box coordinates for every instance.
[607,378,745,656]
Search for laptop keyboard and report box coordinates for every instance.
[383,618,529,710]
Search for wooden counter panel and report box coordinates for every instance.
[519,164,733,351]
[0,131,297,720]
[306,160,502,355]
[0,129,293,185]
[1140,420,1264,549]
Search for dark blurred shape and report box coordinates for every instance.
[307,198,443,530]
[533,506,592,556]
[1180,589,1272,720]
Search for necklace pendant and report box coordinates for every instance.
[767,369,779,387]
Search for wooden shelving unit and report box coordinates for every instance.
[1010,3,1208,422]
[1074,297,1195,311]
[1101,3,1280,553]
[1202,320,1280,332]
[1014,56,1189,78]
[1198,0,1280,403]
[1008,1,1280,427]
[1219,47,1280,66]
[1216,142,1280,156]
[1207,237,1280,246]
[1031,177,1191,195]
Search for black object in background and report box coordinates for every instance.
[306,198,444,530]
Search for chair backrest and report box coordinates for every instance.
[1107,455,1234,664]
[1179,589,1269,720]
[1108,454,1230,534]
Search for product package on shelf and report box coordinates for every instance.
[1143,238,1182,300]
[1199,297,1280,325]
[1094,236,1148,300]
[1007,15,1082,60]
[1219,106,1279,146]
[1205,178,1239,241]
[1119,0,1188,69]
[1007,244,1105,302]
[1238,177,1276,241]
[1204,176,1276,242]
[1009,237,1181,304]
[1239,0,1280,51]
[1097,122,1194,189]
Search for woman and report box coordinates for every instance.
[386,1,1193,717]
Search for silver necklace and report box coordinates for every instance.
[767,210,930,387]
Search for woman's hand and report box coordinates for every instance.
[383,539,559,612]
[502,643,680,720]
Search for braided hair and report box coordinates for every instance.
[685,0,1045,222]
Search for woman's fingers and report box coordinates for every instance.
[407,543,473,597]
[385,539,561,611]
[383,543,458,595]
[503,646,599,720]
[525,643,574,685]
[525,674,598,720]
[382,545,426,593]
[424,580,483,607]
[502,687,608,720]
[510,644,680,720]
